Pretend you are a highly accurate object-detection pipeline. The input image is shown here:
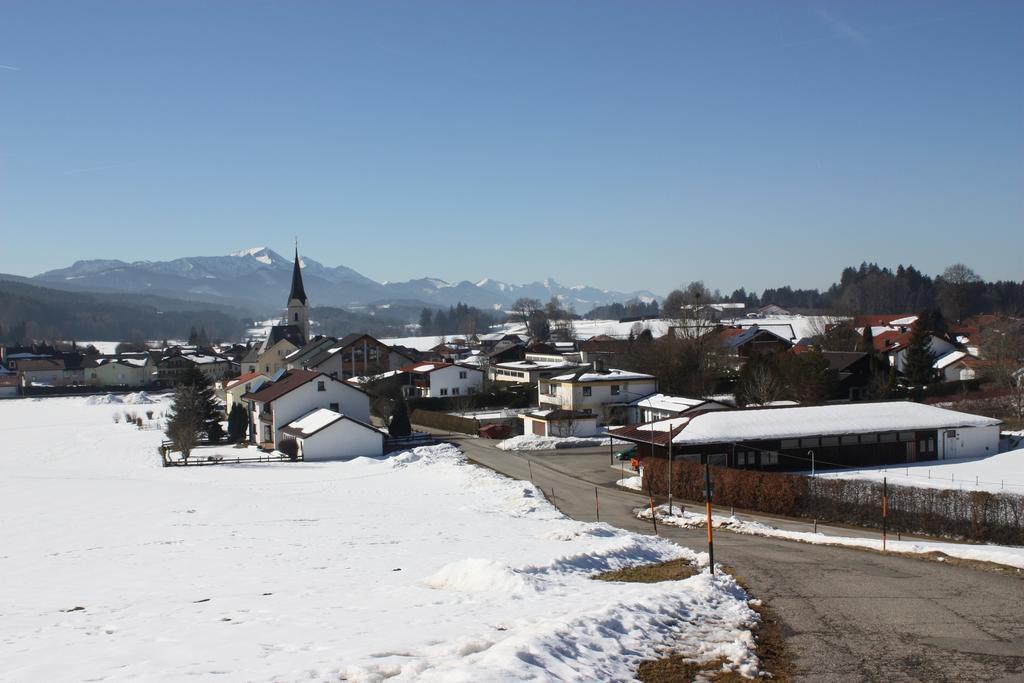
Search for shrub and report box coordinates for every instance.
[146,410,154,420]
[279,437,299,461]
[206,421,223,444]
[136,417,143,428]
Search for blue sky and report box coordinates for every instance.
[1,1,1021,295]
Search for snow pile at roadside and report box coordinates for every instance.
[811,448,1024,495]
[498,433,627,451]
[637,505,1024,571]
[617,475,643,491]
[1,396,759,681]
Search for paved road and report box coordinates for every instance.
[441,434,1024,682]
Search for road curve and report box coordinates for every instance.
[446,435,1024,682]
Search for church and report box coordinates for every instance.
[251,248,311,376]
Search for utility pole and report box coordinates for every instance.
[704,461,714,574]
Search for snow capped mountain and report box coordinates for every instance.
[34,248,661,314]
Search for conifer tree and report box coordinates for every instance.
[903,319,936,387]
[165,384,202,460]
[389,397,412,437]
[227,403,249,442]
[178,364,222,438]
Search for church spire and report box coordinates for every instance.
[289,246,307,305]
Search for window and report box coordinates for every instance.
[294,313,298,321]
[317,381,325,392]
[781,439,799,449]
[440,388,448,396]
[610,385,620,395]
[898,432,915,442]
[329,402,339,412]
[452,388,460,396]
[879,432,897,443]
[459,371,467,379]
[800,438,819,448]
[468,387,477,394]
[841,435,859,446]
[763,451,779,466]
[582,408,593,414]
[582,386,592,397]
[861,434,878,444]
[821,436,839,447]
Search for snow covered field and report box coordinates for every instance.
[1,396,759,681]
[811,448,1024,495]
[638,505,1024,571]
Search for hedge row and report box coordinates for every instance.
[642,458,1024,546]
[407,388,535,413]
[410,409,480,435]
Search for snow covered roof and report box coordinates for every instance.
[670,402,1002,446]
[548,368,655,383]
[630,394,711,412]
[494,360,579,371]
[933,350,968,369]
[283,408,344,438]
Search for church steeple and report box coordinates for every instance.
[288,247,307,304]
[287,243,310,342]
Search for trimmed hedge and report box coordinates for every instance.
[410,409,480,435]
[642,458,1024,546]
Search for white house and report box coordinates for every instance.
[933,350,978,383]
[538,365,657,424]
[401,362,483,398]
[520,409,600,438]
[88,356,152,387]
[489,359,582,385]
[243,369,371,450]
[629,393,732,423]
[280,408,385,460]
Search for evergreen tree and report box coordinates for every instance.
[227,403,249,442]
[177,364,221,438]
[860,325,874,354]
[165,384,202,460]
[389,397,412,437]
[903,318,937,387]
[419,308,434,336]
[188,327,199,345]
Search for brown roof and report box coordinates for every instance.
[608,421,683,446]
[241,369,321,403]
[226,370,266,390]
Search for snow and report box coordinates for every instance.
[498,434,627,451]
[84,391,158,405]
[79,341,121,354]
[284,407,343,436]
[933,350,967,369]
[631,393,707,411]
[672,402,1002,446]
[617,476,643,491]
[550,368,656,383]
[811,448,1024,495]
[0,396,759,681]
[638,505,1024,571]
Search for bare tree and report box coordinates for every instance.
[937,263,982,323]
[980,317,1024,422]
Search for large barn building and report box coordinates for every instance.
[610,402,1002,471]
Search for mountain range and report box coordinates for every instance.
[32,247,661,314]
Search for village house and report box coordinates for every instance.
[520,409,600,438]
[301,333,414,380]
[712,324,794,359]
[155,348,233,386]
[611,401,1001,470]
[871,330,956,375]
[400,361,483,398]
[933,350,979,383]
[489,358,582,385]
[88,355,153,387]
[221,370,271,414]
[279,407,384,461]
[628,393,732,423]
[242,369,371,450]
[283,336,338,371]
[538,363,657,425]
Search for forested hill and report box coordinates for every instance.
[0,278,250,344]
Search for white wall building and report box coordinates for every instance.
[244,370,371,449]
[280,408,384,461]
[402,362,483,398]
[538,367,657,424]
